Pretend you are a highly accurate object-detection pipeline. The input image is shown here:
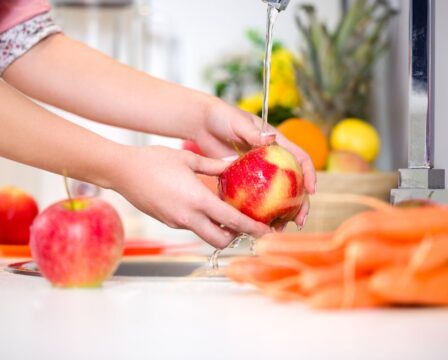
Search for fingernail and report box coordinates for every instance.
[260,132,276,145]
[296,224,302,231]
[302,215,308,228]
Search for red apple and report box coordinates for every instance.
[30,197,124,288]
[0,186,39,245]
[326,150,371,173]
[218,145,305,228]
[182,140,204,156]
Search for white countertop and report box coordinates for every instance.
[1,258,448,360]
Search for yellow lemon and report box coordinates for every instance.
[330,118,380,163]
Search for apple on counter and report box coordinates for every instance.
[0,186,39,245]
[30,197,124,288]
[218,144,305,229]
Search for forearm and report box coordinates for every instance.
[0,80,122,188]
[3,34,213,140]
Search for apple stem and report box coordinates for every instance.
[231,142,243,157]
[62,169,75,211]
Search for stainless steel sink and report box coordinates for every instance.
[6,256,227,279]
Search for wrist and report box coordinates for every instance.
[92,142,131,191]
[188,93,219,142]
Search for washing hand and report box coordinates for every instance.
[191,97,315,228]
[111,145,272,249]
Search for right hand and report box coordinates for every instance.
[111,146,272,249]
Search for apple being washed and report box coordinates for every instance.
[218,145,305,228]
[0,186,39,245]
[30,197,124,288]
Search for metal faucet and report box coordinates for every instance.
[262,0,291,12]
[391,0,448,204]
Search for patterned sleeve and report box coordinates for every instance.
[0,12,61,76]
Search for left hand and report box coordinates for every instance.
[193,97,316,229]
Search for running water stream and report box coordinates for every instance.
[206,4,281,273]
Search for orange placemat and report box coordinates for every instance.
[0,239,200,258]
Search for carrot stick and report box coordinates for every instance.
[260,275,304,301]
[345,239,415,272]
[370,266,448,306]
[308,279,386,310]
[333,206,448,247]
[299,263,345,293]
[408,233,448,273]
[256,232,343,266]
[224,256,299,286]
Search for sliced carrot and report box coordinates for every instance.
[345,239,415,272]
[298,263,345,293]
[370,266,448,306]
[256,232,343,266]
[224,256,299,286]
[333,206,448,246]
[308,279,386,310]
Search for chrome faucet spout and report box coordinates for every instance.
[262,0,290,12]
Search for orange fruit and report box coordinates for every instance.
[277,118,329,170]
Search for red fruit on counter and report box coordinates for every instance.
[218,145,305,228]
[182,140,204,156]
[0,186,39,245]
[326,150,371,173]
[30,197,124,288]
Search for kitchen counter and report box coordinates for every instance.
[1,258,447,360]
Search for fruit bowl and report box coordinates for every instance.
[287,171,399,233]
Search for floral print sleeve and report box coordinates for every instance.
[0,12,60,76]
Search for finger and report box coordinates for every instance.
[272,223,287,233]
[299,157,317,194]
[202,193,272,237]
[191,215,236,249]
[294,194,310,229]
[186,152,229,176]
[232,112,276,147]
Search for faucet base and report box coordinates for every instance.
[391,167,448,204]
[398,168,445,189]
[391,188,448,205]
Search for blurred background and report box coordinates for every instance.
[1,0,447,239]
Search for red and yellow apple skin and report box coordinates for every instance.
[0,186,39,245]
[30,198,124,288]
[218,145,305,228]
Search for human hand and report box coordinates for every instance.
[111,145,272,248]
[193,98,316,228]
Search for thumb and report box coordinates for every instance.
[234,114,276,147]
